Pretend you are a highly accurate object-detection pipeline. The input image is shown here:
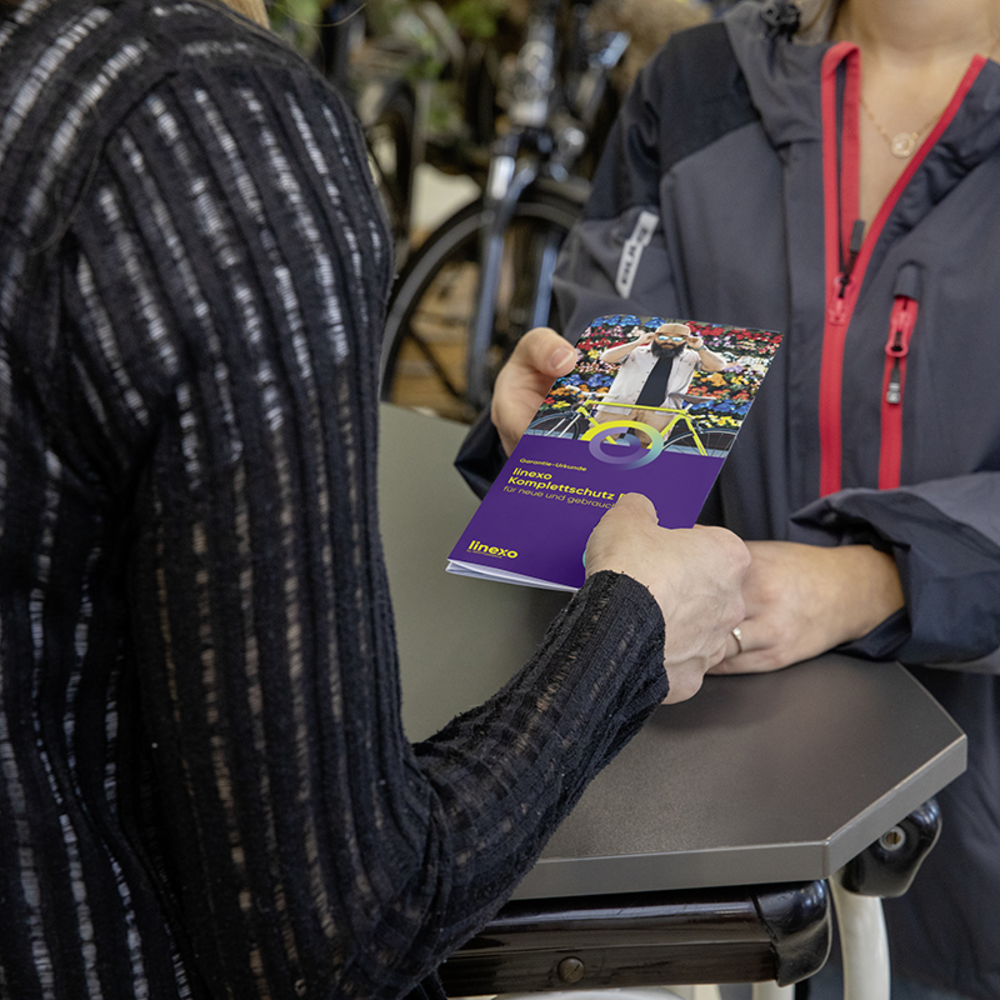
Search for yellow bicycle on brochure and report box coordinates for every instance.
[525,396,737,459]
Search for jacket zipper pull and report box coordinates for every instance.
[886,356,903,404]
[840,219,865,292]
[878,280,920,490]
[830,219,865,323]
[884,298,915,404]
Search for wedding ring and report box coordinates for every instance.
[731,627,744,655]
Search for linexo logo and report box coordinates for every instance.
[467,540,519,559]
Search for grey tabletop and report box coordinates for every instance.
[377,404,967,901]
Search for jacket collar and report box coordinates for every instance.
[724,0,1000,176]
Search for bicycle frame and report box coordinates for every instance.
[543,398,711,456]
[592,400,705,446]
[467,138,557,407]
[465,0,628,410]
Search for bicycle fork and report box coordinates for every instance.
[467,146,538,410]
[466,1,561,411]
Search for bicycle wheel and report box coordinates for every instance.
[665,426,739,458]
[379,184,584,422]
[525,410,589,439]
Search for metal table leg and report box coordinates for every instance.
[830,875,890,1000]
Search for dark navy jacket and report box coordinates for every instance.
[460,2,1000,995]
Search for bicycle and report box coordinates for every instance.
[314,0,539,269]
[526,396,739,458]
[378,0,629,422]
[317,0,494,265]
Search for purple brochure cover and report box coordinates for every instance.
[448,314,783,591]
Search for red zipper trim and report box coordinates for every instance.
[817,51,985,497]
[819,42,863,497]
[878,296,918,489]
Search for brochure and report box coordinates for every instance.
[447,315,783,591]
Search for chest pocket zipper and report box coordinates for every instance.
[879,264,922,489]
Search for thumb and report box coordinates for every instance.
[587,494,660,555]
[517,327,576,376]
[604,492,658,523]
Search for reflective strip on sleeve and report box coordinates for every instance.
[615,210,659,298]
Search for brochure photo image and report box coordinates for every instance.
[448,315,783,591]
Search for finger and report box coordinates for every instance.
[588,493,659,548]
[492,329,576,456]
[706,638,729,671]
[604,492,657,521]
[585,493,659,580]
[586,493,656,555]
[727,627,745,660]
[513,327,576,376]
[705,622,752,673]
[707,658,738,675]
[662,668,705,705]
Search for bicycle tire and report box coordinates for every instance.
[665,426,739,458]
[525,410,589,439]
[379,183,584,422]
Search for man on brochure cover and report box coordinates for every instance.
[595,323,727,436]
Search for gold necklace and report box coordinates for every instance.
[859,96,945,158]
[858,22,1000,159]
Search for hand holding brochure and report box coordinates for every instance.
[448,315,783,591]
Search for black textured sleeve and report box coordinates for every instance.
[61,49,670,1000]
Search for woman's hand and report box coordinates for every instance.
[711,540,905,674]
[586,495,751,703]
[491,327,577,456]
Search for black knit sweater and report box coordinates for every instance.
[0,2,669,997]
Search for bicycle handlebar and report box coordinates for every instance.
[581,399,700,415]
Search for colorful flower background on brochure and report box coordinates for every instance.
[534,315,782,432]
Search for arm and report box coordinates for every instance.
[712,540,905,673]
[600,331,655,365]
[715,476,1000,674]
[70,53,746,1000]
[687,335,727,372]
[791,478,1000,669]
